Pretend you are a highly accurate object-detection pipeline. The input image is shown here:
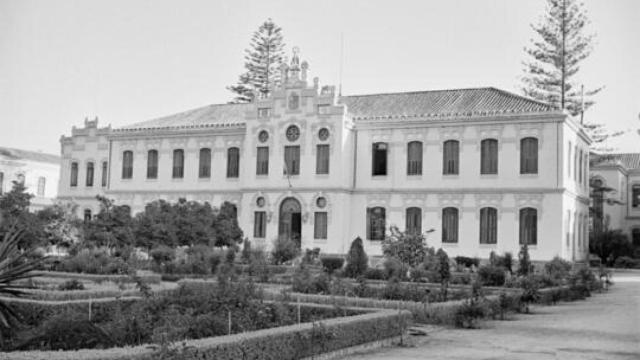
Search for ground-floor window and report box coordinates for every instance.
[519,207,537,245]
[254,211,266,238]
[83,209,92,223]
[367,207,386,240]
[442,207,458,243]
[406,207,422,235]
[479,207,497,244]
[632,228,640,247]
[314,212,327,239]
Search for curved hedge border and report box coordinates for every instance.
[0,306,410,360]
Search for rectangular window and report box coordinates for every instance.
[284,146,300,175]
[442,207,459,243]
[406,207,422,235]
[480,139,498,174]
[520,138,538,174]
[316,144,330,174]
[314,212,328,239]
[372,143,387,176]
[519,208,538,245]
[199,148,211,178]
[407,141,423,175]
[578,149,583,184]
[567,142,572,178]
[147,150,158,179]
[367,207,386,240]
[101,161,108,187]
[86,162,94,187]
[254,211,266,238]
[632,185,640,208]
[256,147,269,175]
[443,140,459,175]
[122,151,133,179]
[317,104,330,114]
[71,162,79,186]
[479,207,498,244]
[172,149,184,178]
[0,172,3,195]
[257,108,271,118]
[227,147,240,178]
[37,177,46,196]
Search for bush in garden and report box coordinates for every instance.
[489,251,514,274]
[454,256,480,269]
[271,237,300,265]
[382,226,429,270]
[544,256,572,284]
[58,247,129,274]
[292,264,314,293]
[517,244,532,276]
[344,237,368,278]
[613,256,640,269]
[302,248,321,265]
[247,247,271,282]
[477,265,506,286]
[364,267,387,280]
[454,297,486,328]
[57,279,85,291]
[320,256,345,274]
[518,275,540,313]
[241,238,252,263]
[436,248,451,299]
[568,267,599,298]
[383,257,405,280]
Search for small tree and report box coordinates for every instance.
[436,248,451,301]
[382,226,427,273]
[344,237,368,278]
[517,244,532,276]
[0,181,43,249]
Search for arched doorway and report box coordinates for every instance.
[279,197,302,247]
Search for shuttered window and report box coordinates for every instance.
[367,207,386,240]
[256,147,269,175]
[85,162,94,187]
[479,207,497,244]
[407,141,422,175]
[147,150,158,179]
[372,143,387,176]
[314,212,328,239]
[254,211,266,238]
[442,207,458,243]
[316,144,330,174]
[632,185,640,208]
[480,139,498,174]
[443,140,459,175]
[284,146,300,175]
[101,161,108,187]
[520,137,538,174]
[406,207,422,235]
[519,207,538,245]
[122,151,133,179]
[172,149,184,179]
[227,147,240,178]
[199,148,211,178]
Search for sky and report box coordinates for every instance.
[1,0,638,155]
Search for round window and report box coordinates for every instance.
[286,125,300,142]
[318,128,330,141]
[316,197,327,208]
[258,130,269,143]
[256,197,265,207]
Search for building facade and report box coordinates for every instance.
[0,147,60,211]
[58,53,591,261]
[590,153,640,246]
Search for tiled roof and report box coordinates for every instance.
[591,153,640,170]
[339,87,555,120]
[0,147,60,164]
[116,103,250,132]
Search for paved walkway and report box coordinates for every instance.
[342,270,640,360]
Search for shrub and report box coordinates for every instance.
[271,237,300,265]
[489,251,513,274]
[247,248,271,282]
[57,248,129,275]
[517,244,532,276]
[57,279,85,291]
[14,314,115,351]
[363,268,387,280]
[149,245,176,265]
[477,265,506,286]
[344,237,368,278]
[302,248,321,265]
[544,256,572,284]
[382,257,405,280]
[241,238,252,263]
[613,256,640,269]
[454,298,486,328]
[518,275,540,313]
[321,257,345,274]
[454,256,479,269]
[292,264,314,293]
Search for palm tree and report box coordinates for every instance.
[0,227,43,328]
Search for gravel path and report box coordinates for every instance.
[341,270,640,360]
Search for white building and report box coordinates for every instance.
[590,153,640,245]
[0,147,60,211]
[57,52,591,261]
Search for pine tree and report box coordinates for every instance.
[522,0,616,146]
[228,19,285,103]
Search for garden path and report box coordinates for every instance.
[341,270,640,360]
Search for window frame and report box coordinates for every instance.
[519,207,538,245]
[122,151,133,179]
[227,147,240,178]
[407,141,423,176]
[479,207,498,244]
[316,144,330,175]
[405,207,422,235]
[284,145,300,176]
[172,149,184,179]
[366,207,386,241]
[480,139,498,175]
[314,211,328,239]
[147,150,158,179]
[520,137,539,174]
[632,184,640,208]
[443,140,459,175]
[199,148,211,178]
[372,142,388,176]
[256,146,269,175]
[254,211,266,238]
[442,207,459,243]
[85,162,94,187]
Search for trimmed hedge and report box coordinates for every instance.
[3,307,410,360]
[31,271,162,284]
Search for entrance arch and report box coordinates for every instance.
[279,197,302,247]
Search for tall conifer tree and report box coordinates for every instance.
[522,0,616,146]
[228,19,285,103]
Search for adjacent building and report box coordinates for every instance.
[0,147,60,211]
[57,51,591,261]
[590,153,640,245]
